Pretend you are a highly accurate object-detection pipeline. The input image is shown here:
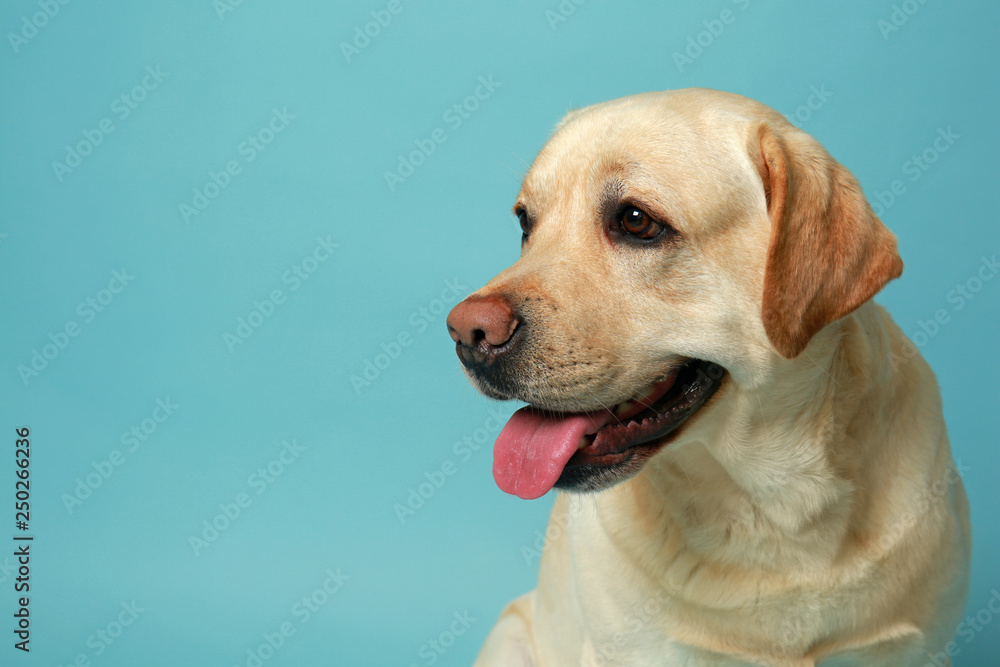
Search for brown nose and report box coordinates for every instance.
[446,294,519,365]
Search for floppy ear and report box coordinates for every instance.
[755,123,903,359]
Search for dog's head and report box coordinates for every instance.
[447,89,902,500]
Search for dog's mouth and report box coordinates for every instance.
[493,359,726,499]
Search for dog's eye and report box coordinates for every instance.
[515,207,531,241]
[619,206,662,240]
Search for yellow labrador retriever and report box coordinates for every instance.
[446,89,970,666]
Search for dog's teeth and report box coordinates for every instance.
[634,385,658,404]
[614,400,635,417]
[578,436,589,450]
[614,385,658,418]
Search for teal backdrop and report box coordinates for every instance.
[1,1,997,665]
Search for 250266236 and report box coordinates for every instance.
[14,426,32,653]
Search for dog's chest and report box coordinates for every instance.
[560,513,925,666]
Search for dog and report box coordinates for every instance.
[445,89,970,666]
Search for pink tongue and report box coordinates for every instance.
[493,408,613,500]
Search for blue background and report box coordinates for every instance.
[1,1,997,665]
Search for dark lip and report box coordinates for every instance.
[554,359,727,490]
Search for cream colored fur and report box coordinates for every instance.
[468,89,969,666]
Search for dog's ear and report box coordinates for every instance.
[754,122,903,359]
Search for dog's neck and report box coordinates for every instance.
[591,302,918,588]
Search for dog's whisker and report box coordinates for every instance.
[508,148,532,173]
[801,350,840,387]
[496,159,525,186]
